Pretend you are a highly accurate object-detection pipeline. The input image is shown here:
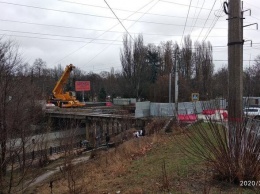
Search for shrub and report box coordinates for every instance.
[181,118,260,184]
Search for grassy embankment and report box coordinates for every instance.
[31,120,256,193]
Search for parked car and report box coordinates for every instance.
[243,107,260,119]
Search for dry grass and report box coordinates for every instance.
[181,119,260,185]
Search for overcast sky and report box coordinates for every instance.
[1,0,259,73]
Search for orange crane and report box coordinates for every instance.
[48,64,85,108]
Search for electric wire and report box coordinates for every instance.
[196,0,217,42]
[1,0,258,72]
[82,0,161,70]
[53,0,157,66]
[159,0,214,11]
[189,0,200,33]
[57,0,218,21]
[202,1,223,42]
[180,0,193,46]
[90,58,259,73]
[0,17,231,30]
[189,0,205,35]
[104,0,134,40]
[79,43,259,72]
[0,29,122,42]
[0,19,231,39]
[0,33,122,45]
[0,1,227,28]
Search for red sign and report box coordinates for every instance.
[75,81,90,91]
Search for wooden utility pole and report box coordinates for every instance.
[227,0,243,123]
[169,71,172,103]
[174,52,179,115]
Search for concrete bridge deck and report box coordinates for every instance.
[45,107,148,147]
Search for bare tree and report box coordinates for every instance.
[0,39,45,193]
[120,34,134,97]
[32,58,46,78]
[244,55,260,96]
[161,41,174,74]
[180,35,193,79]
[120,34,148,98]
[192,41,214,100]
[100,68,121,99]
[212,67,228,99]
[0,39,22,185]
[56,119,85,194]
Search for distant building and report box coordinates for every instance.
[243,97,260,107]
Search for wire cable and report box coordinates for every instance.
[82,0,161,70]
[0,28,122,42]
[52,0,157,66]
[0,1,226,28]
[202,1,223,42]
[104,0,134,40]
[0,17,230,30]
[188,0,201,35]
[180,0,193,46]
[196,0,217,42]
[159,0,214,11]
[189,0,205,35]
[0,33,122,45]
[57,0,218,21]
[0,19,231,39]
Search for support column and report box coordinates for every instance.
[85,118,90,141]
[112,119,116,135]
[106,120,109,135]
[109,119,113,136]
[116,120,120,134]
[86,118,95,148]
[95,120,101,147]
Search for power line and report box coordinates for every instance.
[52,0,157,65]
[180,0,193,46]
[0,29,234,48]
[0,33,122,45]
[0,1,230,29]
[0,17,231,31]
[0,18,231,37]
[189,0,205,35]
[0,1,118,19]
[57,0,218,21]
[83,1,161,68]
[202,1,223,41]
[104,0,134,40]
[0,29,123,42]
[0,1,256,31]
[160,0,216,11]
[196,0,217,42]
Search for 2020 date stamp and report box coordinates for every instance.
[240,181,260,187]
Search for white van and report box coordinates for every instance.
[243,107,260,119]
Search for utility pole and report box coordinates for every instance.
[169,72,172,103]
[226,0,243,123]
[174,52,179,116]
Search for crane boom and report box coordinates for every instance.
[53,64,75,96]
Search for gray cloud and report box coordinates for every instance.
[1,0,259,73]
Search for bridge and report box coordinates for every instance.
[45,106,148,147]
